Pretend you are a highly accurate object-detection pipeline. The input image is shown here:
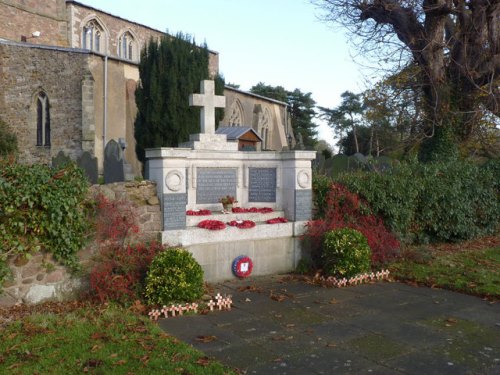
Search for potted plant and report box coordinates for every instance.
[219,195,237,211]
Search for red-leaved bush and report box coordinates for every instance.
[90,241,165,303]
[90,192,152,304]
[93,193,139,246]
[304,182,400,265]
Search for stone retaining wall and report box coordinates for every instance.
[0,181,161,306]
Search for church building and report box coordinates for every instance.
[0,0,293,176]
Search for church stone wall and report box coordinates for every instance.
[0,0,68,46]
[68,3,219,76]
[0,42,90,165]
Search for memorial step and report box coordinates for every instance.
[163,221,294,247]
[186,210,287,227]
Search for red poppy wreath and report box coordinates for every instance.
[198,220,226,230]
[227,220,256,229]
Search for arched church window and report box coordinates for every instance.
[82,19,104,53]
[260,108,271,149]
[228,99,243,127]
[36,92,50,147]
[118,31,136,60]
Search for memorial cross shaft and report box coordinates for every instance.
[189,80,225,134]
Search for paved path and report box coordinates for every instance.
[160,275,500,374]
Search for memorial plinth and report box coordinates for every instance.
[145,80,316,282]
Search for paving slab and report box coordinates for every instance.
[159,275,500,374]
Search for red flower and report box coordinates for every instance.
[227,220,256,229]
[186,209,212,216]
[266,217,288,224]
[198,220,226,230]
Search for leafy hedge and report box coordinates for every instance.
[0,160,91,285]
[337,160,499,243]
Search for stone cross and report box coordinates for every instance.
[189,80,225,134]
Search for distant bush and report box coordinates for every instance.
[0,161,91,285]
[305,183,400,266]
[322,228,371,278]
[0,119,17,157]
[90,241,165,304]
[145,247,204,305]
[339,160,499,243]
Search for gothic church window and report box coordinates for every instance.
[118,31,136,61]
[36,92,50,147]
[228,99,243,127]
[260,108,271,149]
[82,19,104,53]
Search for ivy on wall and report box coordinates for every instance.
[0,160,92,286]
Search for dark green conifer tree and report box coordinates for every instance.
[135,33,224,163]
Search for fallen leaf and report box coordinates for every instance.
[195,335,217,343]
[445,317,458,326]
[326,342,337,347]
[286,324,295,328]
[329,299,339,304]
[83,359,103,368]
[110,353,118,358]
[114,359,127,366]
[91,332,108,341]
[270,294,287,302]
[196,356,211,366]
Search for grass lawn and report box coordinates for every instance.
[0,303,237,375]
[389,236,499,301]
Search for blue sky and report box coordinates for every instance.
[81,0,371,144]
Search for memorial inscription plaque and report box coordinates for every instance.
[248,168,277,202]
[294,189,312,221]
[196,168,237,204]
[163,193,187,230]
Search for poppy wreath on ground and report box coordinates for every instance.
[198,220,226,230]
[232,207,274,213]
[186,209,212,216]
[266,217,288,224]
[232,255,254,278]
[227,220,256,229]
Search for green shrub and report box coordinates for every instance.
[0,160,91,280]
[322,228,371,278]
[145,247,204,305]
[0,119,17,157]
[312,173,332,219]
[339,160,499,243]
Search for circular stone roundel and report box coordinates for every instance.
[232,255,253,278]
[297,170,311,189]
[165,170,183,192]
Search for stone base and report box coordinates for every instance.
[179,133,239,151]
[161,220,308,282]
[188,237,301,282]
